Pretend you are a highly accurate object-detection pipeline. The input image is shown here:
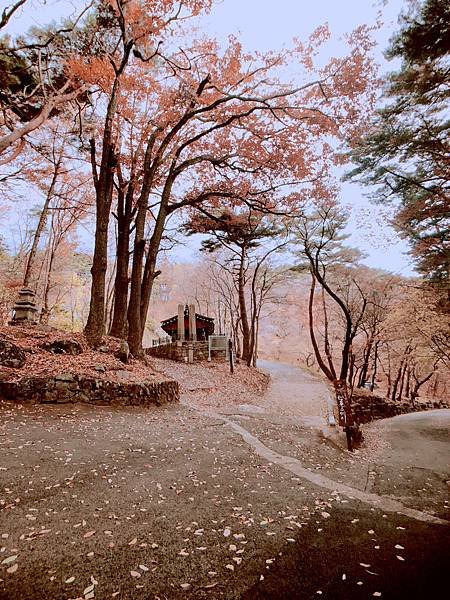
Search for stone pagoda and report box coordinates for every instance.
[11,288,38,324]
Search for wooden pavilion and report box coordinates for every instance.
[161,304,214,342]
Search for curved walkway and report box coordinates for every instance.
[256,360,333,426]
[208,362,450,526]
[202,406,449,526]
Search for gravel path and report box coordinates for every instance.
[152,358,331,426]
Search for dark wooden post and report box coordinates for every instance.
[229,338,234,374]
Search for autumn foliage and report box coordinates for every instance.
[0,0,448,440]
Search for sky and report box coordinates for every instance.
[3,0,415,277]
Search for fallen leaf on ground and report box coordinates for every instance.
[83,531,96,538]
[6,564,18,574]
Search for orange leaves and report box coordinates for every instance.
[98,15,378,207]
[66,56,115,91]
[83,530,96,539]
[66,2,215,95]
[107,0,213,40]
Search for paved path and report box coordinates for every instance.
[358,410,450,517]
[204,408,448,525]
[237,360,332,426]
[238,408,450,599]
[367,409,450,473]
[1,366,449,600]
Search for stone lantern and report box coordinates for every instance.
[11,288,38,324]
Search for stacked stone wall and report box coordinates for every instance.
[0,374,179,406]
[146,342,210,362]
[351,390,449,424]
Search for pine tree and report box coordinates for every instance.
[347,0,450,287]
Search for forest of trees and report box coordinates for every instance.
[0,0,448,449]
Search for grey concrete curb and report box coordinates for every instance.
[320,425,348,452]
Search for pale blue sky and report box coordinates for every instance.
[4,0,414,276]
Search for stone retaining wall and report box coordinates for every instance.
[352,390,448,424]
[146,342,209,362]
[0,373,179,407]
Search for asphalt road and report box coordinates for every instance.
[367,409,450,473]
[0,400,448,600]
[244,502,450,600]
[257,360,331,425]
[243,410,450,599]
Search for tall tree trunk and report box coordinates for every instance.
[248,276,258,368]
[85,75,122,346]
[232,317,241,358]
[130,197,167,356]
[333,379,359,452]
[307,274,360,451]
[39,238,56,325]
[370,341,379,391]
[391,361,404,401]
[234,332,241,358]
[386,374,391,399]
[138,203,168,344]
[397,361,408,401]
[384,346,392,398]
[392,345,412,401]
[217,299,222,333]
[109,184,133,338]
[126,135,157,357]
[358,336,373,388]
[252,315,260,368]
[127,192,147,357]
[105,258,116,334]
[321,287,337,380]
[238,245,251,362]
[405,367,411,398]
[348,352,357,392]
[84,158,115,345]
[352,365,361,391]
[23,159,61,289]
[308,274,333,380]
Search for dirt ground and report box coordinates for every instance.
[0,326,165,384]
[151,358,269,409]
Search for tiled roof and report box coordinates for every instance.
[161,313,214,326]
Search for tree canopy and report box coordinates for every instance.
[346,0,450,288]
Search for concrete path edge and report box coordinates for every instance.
[200,409,449,527]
